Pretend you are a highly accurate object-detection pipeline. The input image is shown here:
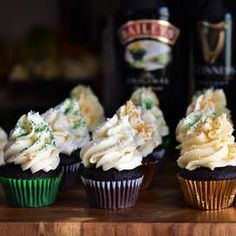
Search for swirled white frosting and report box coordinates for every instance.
[153,106,169,136]
[4,111,60,173]
[0,128,7,166]
[187,88,229,116]
[177,113,236,170]
[80,114,142,171]
[117,101,155,157]
[43,109,79,155]
[138,109,162,149]
[131,87,168,138]
[71,85,105,131]
[176,110,214,143]
[177,88,229,144]
[56,98,90,150]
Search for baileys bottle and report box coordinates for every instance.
[118,0,180,104]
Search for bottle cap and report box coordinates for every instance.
[159,6,169,20]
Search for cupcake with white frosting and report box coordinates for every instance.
[80,101,148,209]
[70,85,105,131]
[177,113,236,210]
[43,98,90,190]
[0,111,61,207]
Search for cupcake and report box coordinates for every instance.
[70,85,105,132]
[0,111,61,207]
[130,87,169,189]
[177,113,236,210]
[0,127,7,166]
[45,98,90,190]
[80,101,149,209]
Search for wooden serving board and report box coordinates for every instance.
[0,151,236,236]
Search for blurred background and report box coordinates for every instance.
[0,0,235,132]
[0,0,114,131]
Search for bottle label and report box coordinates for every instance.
[195,14,233,88]
[119,20,179,71]
[119,19,179,90]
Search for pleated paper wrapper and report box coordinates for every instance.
[81,176,143,209]
[0,174,62,208]
[141,149,166,191]
[177,174,236,210]
[60,162,81,191]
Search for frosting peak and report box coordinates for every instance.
[187,88,228,115]
[130,87,160,109]
[117,101,156,156]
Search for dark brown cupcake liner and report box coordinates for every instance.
[142,149,166,165]
[81,176,143,209]
[60,162,80,191]
[177,174,236,210]
[141,161,159,191]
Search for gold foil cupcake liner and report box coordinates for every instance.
[177,174,236,210]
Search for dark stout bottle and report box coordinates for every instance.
[224,0,236,125]
[194,0,232,89]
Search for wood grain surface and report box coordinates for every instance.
[0,150,236,236]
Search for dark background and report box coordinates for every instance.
[0,0,234,133]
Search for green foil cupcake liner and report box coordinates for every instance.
[0,174,62,208]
